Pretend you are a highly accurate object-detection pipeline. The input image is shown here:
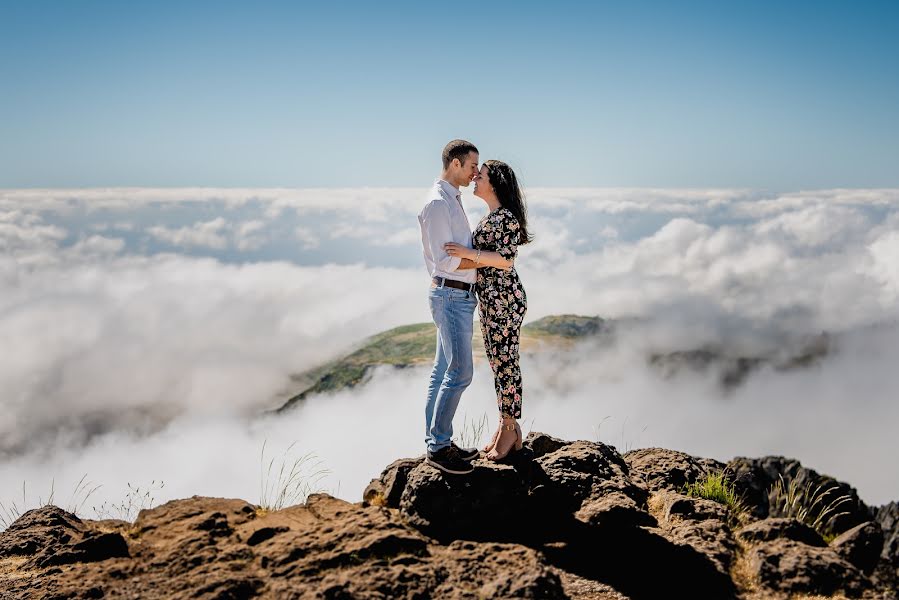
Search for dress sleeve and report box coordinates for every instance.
[493,210,521,261]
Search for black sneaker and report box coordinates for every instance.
[451,442,479,462]
[426,446,474,475]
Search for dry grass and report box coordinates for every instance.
[258,440,330,511]
[768,474,852,542]
[1,475,102,530]
[730,540,760,597]
[91,480,165,522]
[366,491,388,508]
[455,412,488,449]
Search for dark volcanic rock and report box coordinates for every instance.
[373,434,737,599]
[727,455,871,533]
[398,453,536,541]
[384,436,653,542]
[0,505,130,570]
[363,456,421,508]
[746,539,866,596]
[0,505,85,558]
[527,431,571,458]
[0,494,566,599]
[831,521,885,575]
[875,501,899,565]
[3,436,895,600]
[737,517,827,547]
[624,447,724,493]
[648,490,738,576]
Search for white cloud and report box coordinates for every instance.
[69,235,125,257]
[3,187,899,519]
[147,217,229,249]
[0,251,428,460]
[294,226,320,249]
[234,220,267,251]
[376,227,421,247]
[754,205,871,249]
[865,230,899,303]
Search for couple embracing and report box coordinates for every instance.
[418,139,532,475]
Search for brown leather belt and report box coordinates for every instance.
[432,276,475,291]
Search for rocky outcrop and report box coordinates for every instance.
[0,505,129,570]
[369,435,736,599]
[2,434,896,600]
[0,494,564,599]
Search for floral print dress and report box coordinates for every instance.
[473,207,527,419]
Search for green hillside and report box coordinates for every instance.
[273,315,607,413]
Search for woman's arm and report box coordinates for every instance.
[445,243,512,270]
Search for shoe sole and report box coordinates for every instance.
[425,458,474,475]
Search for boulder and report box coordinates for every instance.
[831,520,885,575]
[382,436,654,542]
[363,456,421,508]
[373,434,737,599]
[745,538,866,596]
[0,504,129,569]
[737,517,827,547]
[648,490,737,576]
[625,448,724,494]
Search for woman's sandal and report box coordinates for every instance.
[486,420,523,461]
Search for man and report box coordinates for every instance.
[418,139,481,475]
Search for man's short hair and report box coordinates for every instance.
[442,139,478,170]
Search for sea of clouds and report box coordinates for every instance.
[1,186,898,523]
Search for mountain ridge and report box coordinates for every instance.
[273,314,829,414]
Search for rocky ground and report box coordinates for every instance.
[1,433,896,599]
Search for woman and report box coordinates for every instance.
[445,160,532,460]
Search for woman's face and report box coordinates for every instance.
[473,165,494,200]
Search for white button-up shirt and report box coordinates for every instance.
[418,179,476,284]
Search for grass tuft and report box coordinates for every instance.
[767,474,852,541]
[1,477,100,530]
[92,480,165,522]
[454,413,488,449]
[258,440,330,512]
[684,470,748,525]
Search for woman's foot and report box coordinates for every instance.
[486,417,522,461]
[482,424,501,454]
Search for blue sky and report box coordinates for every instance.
[1,0,897,188]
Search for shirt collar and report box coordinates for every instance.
[436,178,461,200]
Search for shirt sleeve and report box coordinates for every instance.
[493,210,521,261]
[421,200,463,272]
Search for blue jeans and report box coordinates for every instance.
[425,285,476,453]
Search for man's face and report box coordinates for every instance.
[455,151,480,187]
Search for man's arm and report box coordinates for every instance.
[421,201,465,272]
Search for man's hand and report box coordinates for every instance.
[444,242,475,260]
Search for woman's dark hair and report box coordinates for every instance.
[484,159,533,245]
